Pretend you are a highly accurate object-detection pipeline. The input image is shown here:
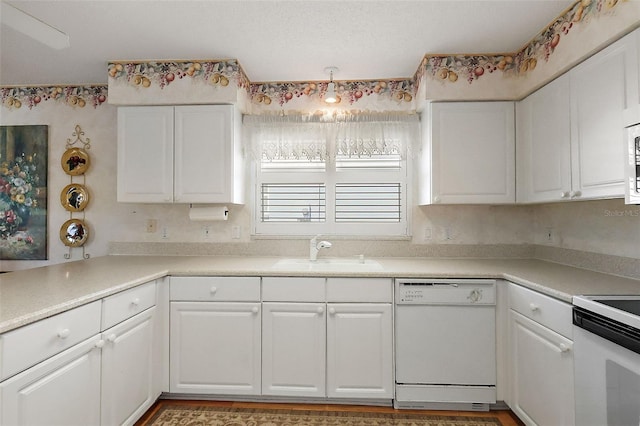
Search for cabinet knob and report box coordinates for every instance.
[433,196,441,203]
[94,339,105,349]
[560,191,569,199]
[317,306,324,314]
[559,343,571,353]
[252,307,259,314]
[131,298,140,307]
[57,328,71,339]
[210,287,217,295]
[529,303,540,312]
[329,307,336,315]
[107,333,117,343]
[570,190,581,198]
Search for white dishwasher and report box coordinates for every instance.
[394,278,496,411]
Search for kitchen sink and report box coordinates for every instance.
[271,257,384,272]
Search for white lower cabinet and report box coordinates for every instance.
[0,336,103,426]
[170,301,261,395]
[0,280,161,426]
[169,277,262,395]
[261,277,393,401]
[326,303,393,399]
[101,307,157,426]
[508,283,574,426]
[262,302,326,397]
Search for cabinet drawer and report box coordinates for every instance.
[262,277,325,302]
[509,283,573,339]
[327,278,392,302]
[101,281,156,330]
[170,276,260,301]
[0,301,101,381]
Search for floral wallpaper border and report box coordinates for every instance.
[1,0,630,111]
[249,79,415,107]
[108,59,251,91]
[416,0,624,87]
[1,86,108,111]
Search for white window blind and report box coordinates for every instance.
[261,183,326,222]
[245,113,418,236]
[335,183,401,222]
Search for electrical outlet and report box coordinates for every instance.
[423,227,432,241]
[161,227,169,239]
[146,219,157,233]
[546,227,553,242]
[232,225,241,239]
[202,226,211,239]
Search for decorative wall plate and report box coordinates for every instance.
[61,147,90,175]
[60,183,90,212]
[59,218,89,247]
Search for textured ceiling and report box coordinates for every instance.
[0,0,574,86]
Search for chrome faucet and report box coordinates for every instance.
[309,234,332,261]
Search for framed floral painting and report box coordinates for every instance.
[0,125,48,260]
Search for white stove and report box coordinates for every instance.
[572,295,640,425]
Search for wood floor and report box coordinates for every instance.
[135,399,524,426]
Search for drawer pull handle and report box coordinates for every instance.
[559,343,571,353]
[131,298,140,307]
[95,339,105,349]
[560,191,569,199]
[329,308,336,315]
[57,328,71,339]
[210,287,217,295]
[529,303,540,312]
[252,307,259,314]
[317,307,324,314]
[107,333,117,343]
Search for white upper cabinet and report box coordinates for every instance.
[516,74,572,203]
[517,30,639,203]
[117,104,244,204]
[569,30,639,200]
[420,101,515,205]
[117,106,174,203]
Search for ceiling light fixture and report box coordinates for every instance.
[0,1,70,50]
[324,67,339,104]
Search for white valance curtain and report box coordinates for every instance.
[243,112,420,163]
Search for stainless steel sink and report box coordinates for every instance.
[271,257,383,272]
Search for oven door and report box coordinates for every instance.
[574,316,640,425]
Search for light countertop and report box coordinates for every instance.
[1,255,639,334]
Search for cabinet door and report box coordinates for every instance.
[0,336,102,426]
[430,102,515,204]
[509,310,574,426]
[174,105,236,203]
[326,303,393,399]
[101,307,156,426]
[117,106,174,202]
[516,74,572,203]
[262,302,326,397]
[570,32,638,200]
[170,302,261,395]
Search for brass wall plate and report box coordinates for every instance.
[59,218,89,247]
[60,183,90,212]
[61,147,90,175]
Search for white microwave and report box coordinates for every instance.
[626,123,640,204]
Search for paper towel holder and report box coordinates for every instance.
[188,204,229,221]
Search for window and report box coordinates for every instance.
[245,113,418,237]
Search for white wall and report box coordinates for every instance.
[531,198,640,260]
[1,100,638,271]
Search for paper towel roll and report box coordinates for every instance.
[189,205,228,221]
